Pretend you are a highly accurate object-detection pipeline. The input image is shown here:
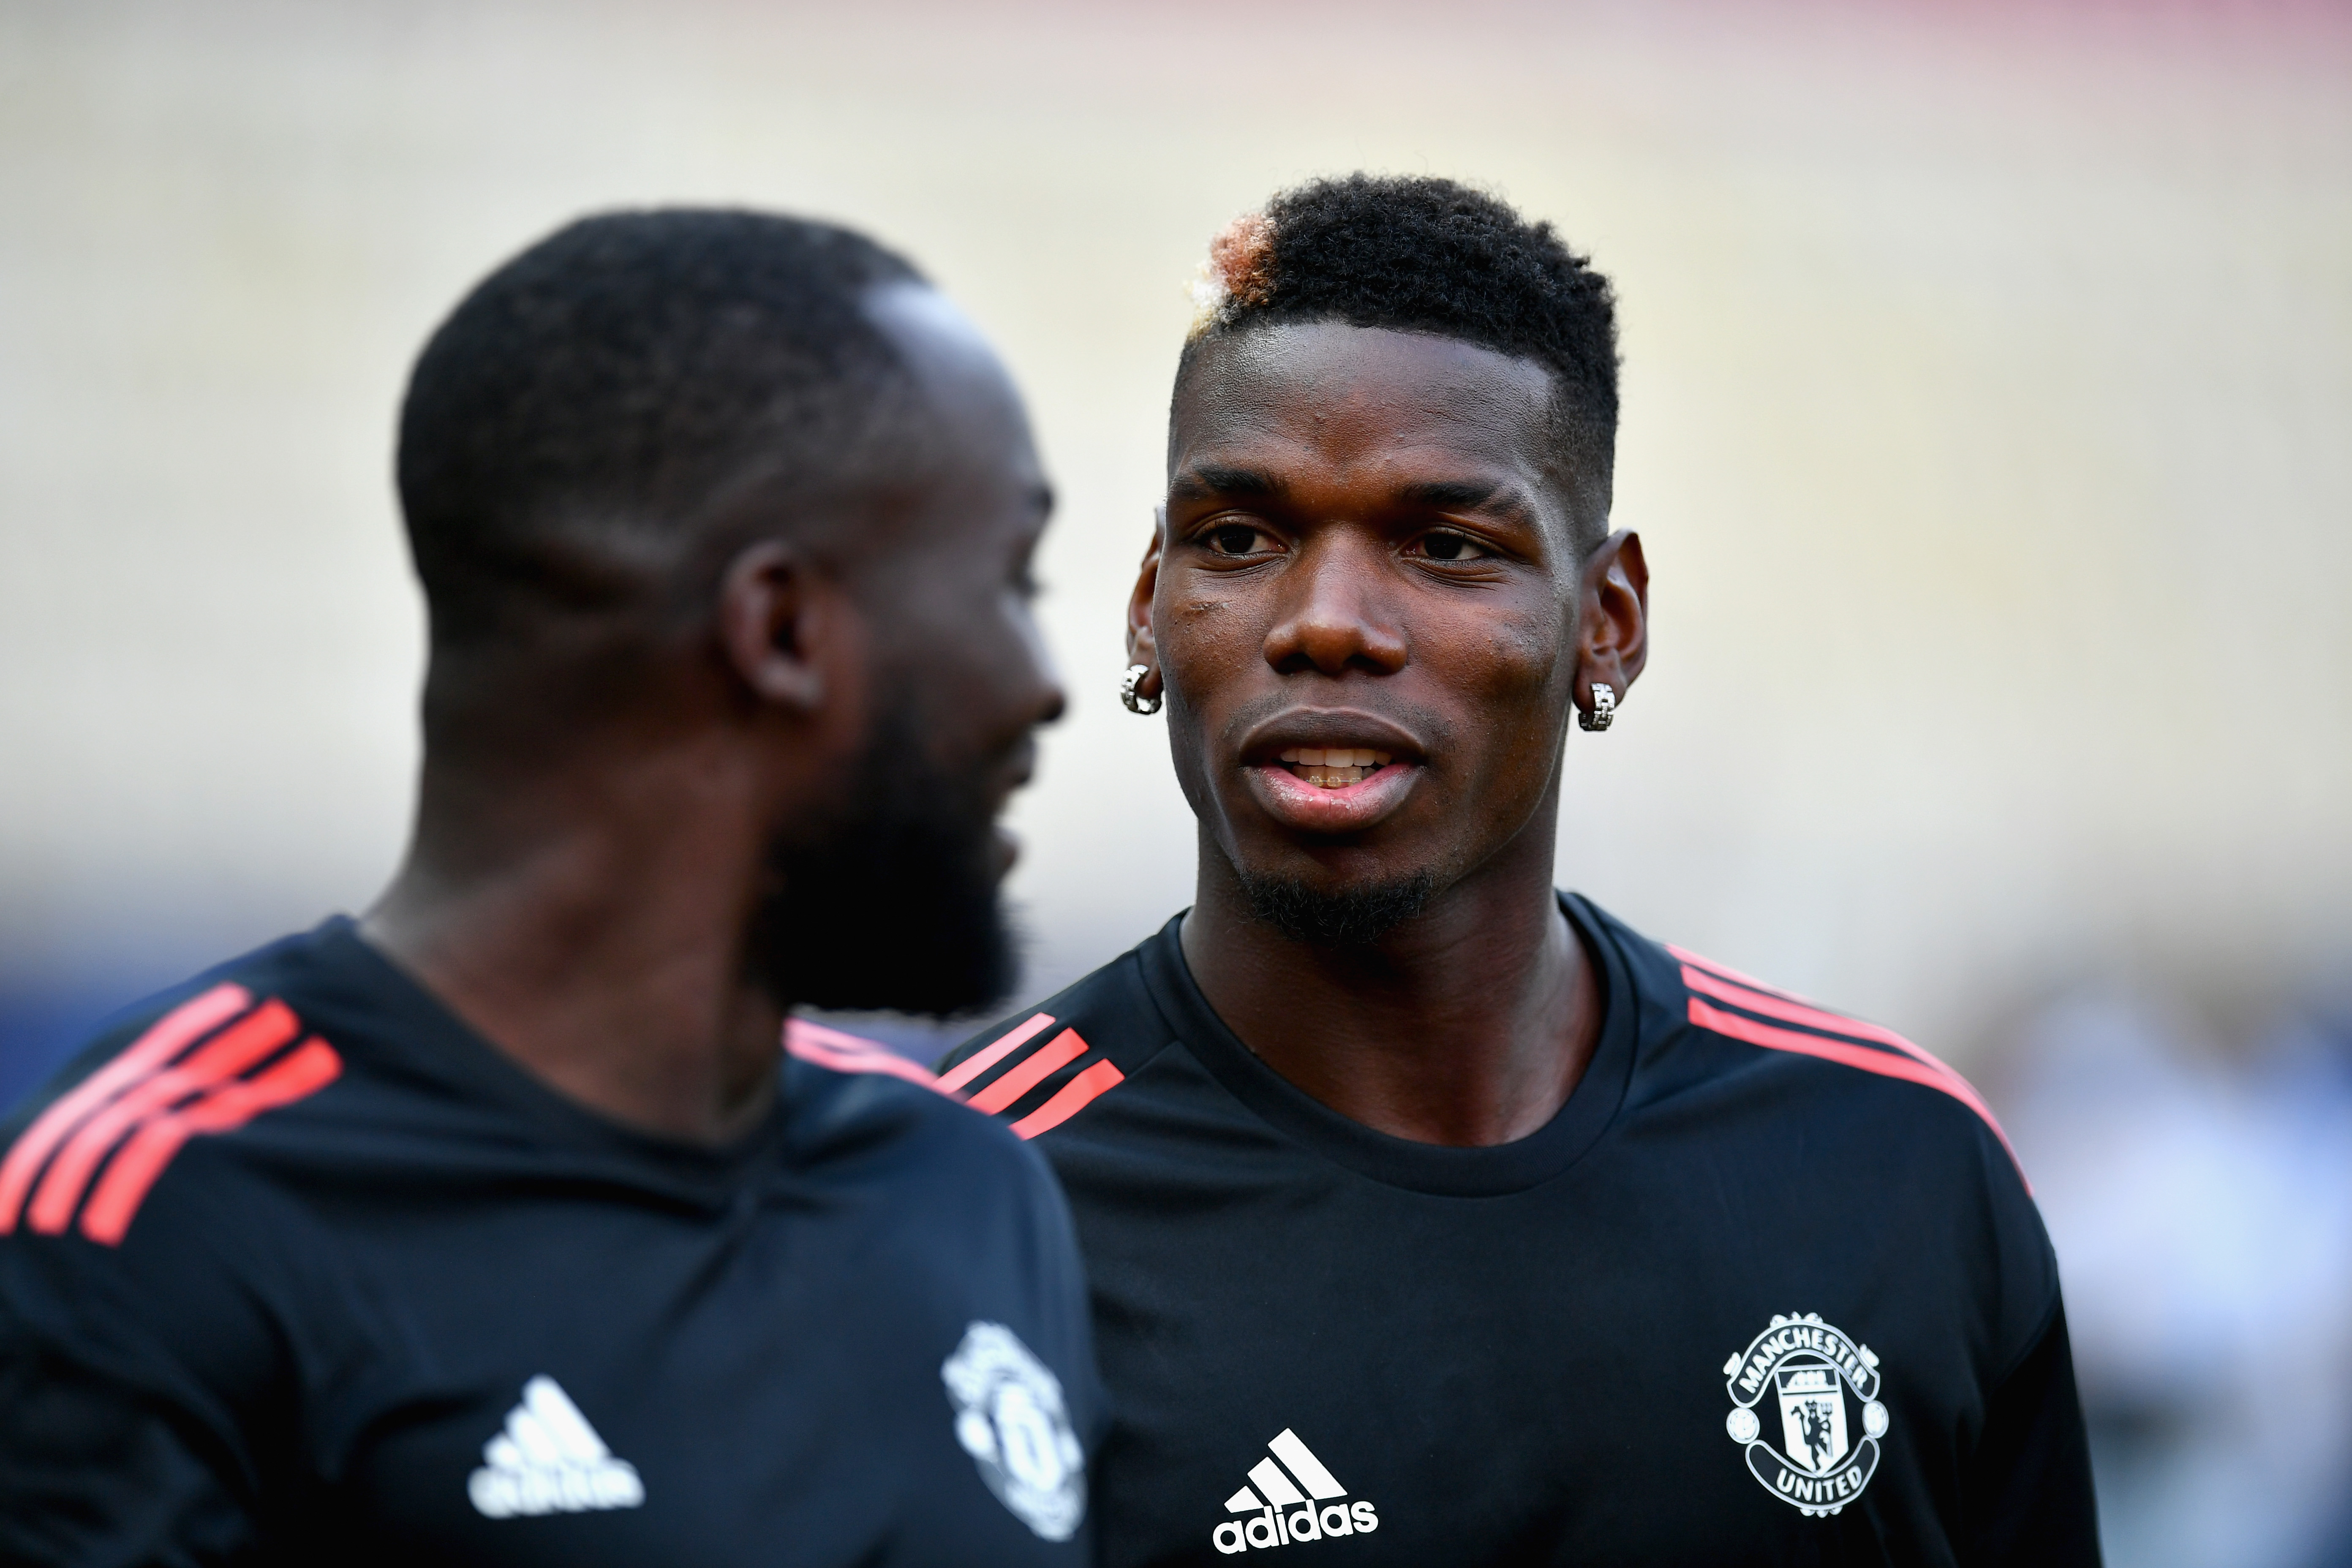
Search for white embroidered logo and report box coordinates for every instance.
[1723,1313,1889,1516]
[942,1322,1088,1541]
[1211,1429,1378,1553]
[467,1376,645,1519]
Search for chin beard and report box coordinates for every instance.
[748,710,1020,1018]
[1235,868,1437,948]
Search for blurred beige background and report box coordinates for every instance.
[2,0,2345,1067]
[6,5,2352,1562]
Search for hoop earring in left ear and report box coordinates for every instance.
[1578,683,1616,732]
[1120,663,1162,716]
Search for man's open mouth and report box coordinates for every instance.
[1276,747,1395,789]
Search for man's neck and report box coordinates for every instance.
[1180,845,1598,1147]
[361,752,787,1147]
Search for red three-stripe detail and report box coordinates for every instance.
[0,984,343,1246]
[78,1040,343,1245]
[23,1000,304,1235]
[0,984,251,1233]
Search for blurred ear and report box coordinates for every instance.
[1124,515,1165,700]
[717,539,858,715]
[1573,530,1648,717]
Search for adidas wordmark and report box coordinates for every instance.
[468,1376,645,1519]
[1213,1429,1377,1554]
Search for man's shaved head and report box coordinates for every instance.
[383,208,1066,1022]
[396,208,926,648]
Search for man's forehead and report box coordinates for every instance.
[1165,450,1540,524]
[1171,321,1556,474]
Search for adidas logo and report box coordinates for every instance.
[467,1376,645,1519]
[1212,1429,1378,1554]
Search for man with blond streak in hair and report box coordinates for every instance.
[943,175,2099,1566]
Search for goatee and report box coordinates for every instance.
[1235,868,1436,948]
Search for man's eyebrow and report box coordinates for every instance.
[1168,464,1285,504]
[1394,478,1538,521]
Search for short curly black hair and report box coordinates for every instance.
[398,208,924,648]
[1178,174,1620,541]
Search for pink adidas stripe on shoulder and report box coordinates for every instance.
[1674,946,1972,1085]
[1008,1058,1124,1141]
[78,1038,343,1246]
[1671,947,2026,1187]
[966,1028,1089,1117]
[1677,961,1991,1116]
[937,1013,1057,1095]
[0,983,252,1233]
[783,1019,950,1096]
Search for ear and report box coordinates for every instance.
[717,539,852,714]
[1573,530,1649,718]
[1124,514,1165,702]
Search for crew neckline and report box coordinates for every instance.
[1135,892,1638,1197]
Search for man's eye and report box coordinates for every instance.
[1207,524,1269,556]
[1415,532,1490,562]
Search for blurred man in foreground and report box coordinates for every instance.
[0,210,1096,1565]
[943,176,2099,1565]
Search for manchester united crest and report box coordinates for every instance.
[941,1322,1088,1541]
[1722,1312,1889,1516]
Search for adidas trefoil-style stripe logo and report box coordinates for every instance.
[1213,1429,1378,1554]
[468,1377,645,1519]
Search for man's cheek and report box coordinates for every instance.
[1165,721,1217,821]
[1458,627,1560,718]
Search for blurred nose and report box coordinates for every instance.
[1016,605,1067,731]
[1262,532,1408,678]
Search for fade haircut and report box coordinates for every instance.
[397,209,924,648]
[1177,174,1620,544]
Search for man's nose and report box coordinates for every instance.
[1261,534,1408,678]
[1018,610,1067,729]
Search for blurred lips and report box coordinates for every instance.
[982,738,1040,876]
[1239,710,1426,835]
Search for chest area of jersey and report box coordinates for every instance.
[340,1318,1087,1567]
[1075,1187,1978,1563]
[306,1207,1091,1566]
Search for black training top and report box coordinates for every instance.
[939,895,2100,1567]
[0,918,1100,1566]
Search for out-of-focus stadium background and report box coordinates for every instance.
[2,2,2345,1560]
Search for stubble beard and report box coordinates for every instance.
[1233,866,1438,949]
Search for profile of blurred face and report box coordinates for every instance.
[756,283,1065,1013]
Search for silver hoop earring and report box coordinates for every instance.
[1578,683,1616,732]
[1120,663,1162,716]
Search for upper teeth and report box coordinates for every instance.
[1279,748,1392,767]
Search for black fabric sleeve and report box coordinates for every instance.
[0,1343,260,1565]
[0,1219,272,1565]
[1960,1297,2102,1566]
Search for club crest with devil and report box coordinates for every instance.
[1721,1313,1890,1516]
